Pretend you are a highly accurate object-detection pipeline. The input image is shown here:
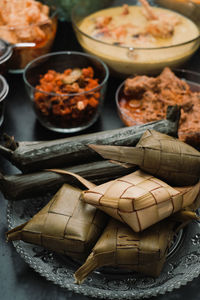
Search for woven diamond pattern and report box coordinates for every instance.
[82,170,200,232]
[7,184,107,260]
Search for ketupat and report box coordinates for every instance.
[74,210,198,284]
[90,129,200,186]
[7,184,108,261]
[6,147,200,283]
[81,169,200,232]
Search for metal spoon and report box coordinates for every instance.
[0,39,36,65]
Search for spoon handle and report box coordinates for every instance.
[12,42,36,48]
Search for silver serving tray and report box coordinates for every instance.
[7,194,200,299]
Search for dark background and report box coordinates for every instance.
[1,21,200,300]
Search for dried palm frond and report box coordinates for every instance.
[0,105,180,173]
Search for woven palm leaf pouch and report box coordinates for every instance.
[7,184,108,261]
[90,129,200,186]
[74,208,198,284]
[82,170,200,232]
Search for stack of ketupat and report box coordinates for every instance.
[7,130,200,284]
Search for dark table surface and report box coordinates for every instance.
[1,21,200,300]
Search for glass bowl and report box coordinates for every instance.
[116,68,200,146]
[0,74,9,126]
[23,51,109,133]
[0,39,12,75]
[0,1,58,73]
[72,0,200,77]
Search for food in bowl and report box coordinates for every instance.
[0,0,57,72]
[23,51,109,133]
[116,67,200,145]
[73,0,200,76]
[80,1,198,47]
[34,66,100,129]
